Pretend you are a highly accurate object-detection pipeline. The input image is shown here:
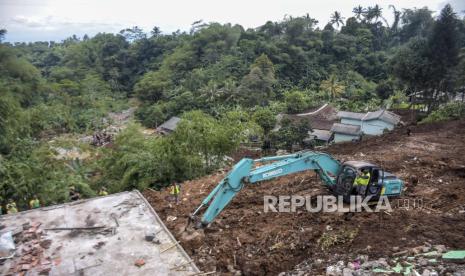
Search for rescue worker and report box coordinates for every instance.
[69,186,81,201]
[98,186,108,196]
[6,199,18,214]
[29,195,41,209]
[354,168,371,196]
[170,182,180,204]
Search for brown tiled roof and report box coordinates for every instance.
[295,104,338,130]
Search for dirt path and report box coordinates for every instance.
[144,119,465,275]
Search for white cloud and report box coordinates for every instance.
[441,0,465,13]
[8,15,121,30]
[0,0,458,42]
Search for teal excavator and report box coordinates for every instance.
[190,151,403,227]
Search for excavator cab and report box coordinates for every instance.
[335,161,401,202]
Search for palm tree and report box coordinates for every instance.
[371,4,383,21]
[320,74,345,100]
[352,6,365,21]
[366,4,388,26]
[200,81,220,103]
[330,11,345,28]
[364,7,374,22]
[389,5,401,32]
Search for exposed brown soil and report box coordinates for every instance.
[144,119,465,275]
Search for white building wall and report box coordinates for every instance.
[361,120,394,135]
[334,133,359,143]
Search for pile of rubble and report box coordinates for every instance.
[316,244,465,276]
[90,131,112,147]
[4,222,54,276]
[145,119,465,275]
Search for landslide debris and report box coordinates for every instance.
[144,119,465,275]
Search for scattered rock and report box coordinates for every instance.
[22,223,31,231]
[227,264,238,273]
[39,239,52,249]
[134,259,145,267]
[38,265,51,275]
[326,265,342,276]
[347,261,359,270]
[145,233,155,242]
[166,216,177,222]
[342,267,353,276]
[422,269,431,276]
[358,255,369,263]
[180,229,205,249]
[419,257,428,266]
[434,245,446,253]
[422,245,432,253]
[412,246,426,255]
[93,241,105,250]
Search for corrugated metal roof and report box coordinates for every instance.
[337,111,366,120]
[330,123,361,135]
[364,110,401,125]
[338,110,401,125]
[158,116,181,131]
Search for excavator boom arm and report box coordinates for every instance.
[191,151,341,226]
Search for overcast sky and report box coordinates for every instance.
[0,0,464,43]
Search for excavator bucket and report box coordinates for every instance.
[190,158,254,227]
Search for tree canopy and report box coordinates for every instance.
[1,4,464,209]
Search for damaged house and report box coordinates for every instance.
[334,109,401,142]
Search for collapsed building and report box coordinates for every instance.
[0,191,199,275]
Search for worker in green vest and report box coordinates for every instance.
[170,182,180,204]
[98,187,108,196]
[354,168,371,196]
[6,199,18,214]
[29,195,41,209]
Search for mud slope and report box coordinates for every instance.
[144,119,465,275]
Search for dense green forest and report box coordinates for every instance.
[1,4,464,210]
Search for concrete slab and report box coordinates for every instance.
[0,191,199,275]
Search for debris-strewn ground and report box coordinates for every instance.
[1,191,199,275]
[144,119,465,275]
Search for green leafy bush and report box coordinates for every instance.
[421,102,465,123]
[284,90,311,114]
